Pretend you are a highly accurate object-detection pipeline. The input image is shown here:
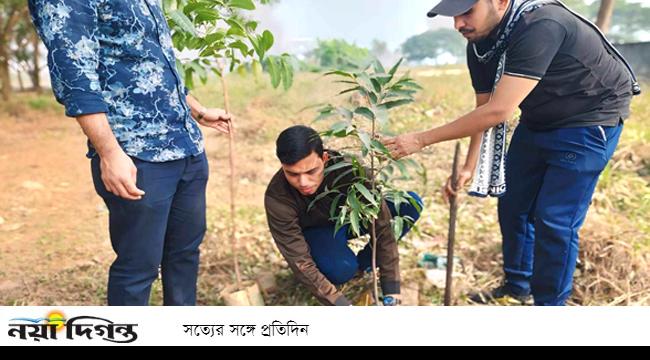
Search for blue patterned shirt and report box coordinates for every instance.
[29,0,204,162]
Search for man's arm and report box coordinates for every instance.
[264,195,352,306]
[29,0,142,200]
[385,75,539,159]
[77,114,144,200]
[442,92,491,202]
[374,200,401,300]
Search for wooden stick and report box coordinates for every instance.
[219,64,242,289]
[444,142,461,306]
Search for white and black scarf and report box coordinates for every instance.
[468,0,641,198]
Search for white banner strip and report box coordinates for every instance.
[2,307,649,346]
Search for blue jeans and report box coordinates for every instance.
[303,192,423,286]
[91,153,209,306]
[498,123,623,305]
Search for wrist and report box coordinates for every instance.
[416,131,431,150]
[98,143,122,159]
[462,163,476,173]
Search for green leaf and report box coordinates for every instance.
[182,2,204,15]
[308,188,338,212]
[324,70,354,79]
[373,105,389,126]
[388,58,403,76]
[195,9,220,23]
[230,0,256,10]
[338,86,361,96]
[393,216,404,239]
[334,206,348,235]
[354,183,378,206]
[169,10,197,36]
[386,88,417,98]
[355,72,375,93]
[204,32,226,45]
[324,161,352,175]
[336,107,353,121]
[373,59,386,74]
[280,57,294,90]
[372,73,394,85]
[348,192,363,213]
[261,30,275,52]
[226,19,246,35]
[350,209,361,237]
[266,57,281,88]
[325,121,350,137]
[371,139,391,156]
[370,78,382,93]
[382,98,413,110]
[229,40,250,56]
[354,107,375,121]
[329,193,345,218]
[358,132,372,157]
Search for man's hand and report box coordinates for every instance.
[100,148,145,201]
[383,132,425,159]
[196,108,233,135]
[443,166,474,204]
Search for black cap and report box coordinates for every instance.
[427,0,479,18]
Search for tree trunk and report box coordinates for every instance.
[31,30,42,93]
[0,6,25,100]
[0,44,10,101]
[16,66,24,91]
[596,0,616,34]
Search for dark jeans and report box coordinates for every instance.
[303,192,423,285]
[91,153,209,306]
[498,123,623,305]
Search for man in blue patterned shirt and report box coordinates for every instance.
[29,0,231,305]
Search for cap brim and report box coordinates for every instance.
[427,0,477,18]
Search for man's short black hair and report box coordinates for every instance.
[276,125,324,165]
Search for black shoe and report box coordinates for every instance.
[469,285,533,306]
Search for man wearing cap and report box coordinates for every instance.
[385,0,639,305]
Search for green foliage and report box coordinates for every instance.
[162,0,294,90]
[310,39,372,71]
[314,59,424,238]
[554,0,650,43]
[401,29,465,63]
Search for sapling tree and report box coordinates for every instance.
[163,0,294,293]
[313,59,423,305]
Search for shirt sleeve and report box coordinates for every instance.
[504,19,567,80]
[374,199,401,296]
[264,194,351,306]
[28,0,109,117]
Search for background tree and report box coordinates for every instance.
[401,29,465,64]
[563,0,649,42]
[596,0,616,34]
[310,39,372,71]
[0,0,27,100]
[11,16,42,93]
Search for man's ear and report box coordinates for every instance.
[322,152,329,163]
[498,0,510,11]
